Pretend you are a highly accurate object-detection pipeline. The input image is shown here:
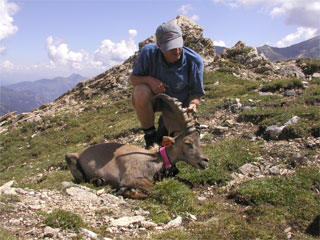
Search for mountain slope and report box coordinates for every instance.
[257,35,320,61]
[0,87,44,115]
[1,74,86,115]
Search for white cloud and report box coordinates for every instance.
[1,29,138,83]
[46,36,88,69]
[177,4,200,21]
[213,40,227,47]
[191,14,200,21]
[94,29,137,68]
[178,4,193,15]
[276,27,318,47]
[212,0,320,46]
[0,0,19,53]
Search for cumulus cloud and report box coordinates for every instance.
[0,0,19,53]
[276,27,318,47]
[178,4,193,15]
[213,40,227,47]
[94,29,137,68]
[1,29,138,83]
[177,4,200,21]
[212,0,320,46]
[46,36,89,69]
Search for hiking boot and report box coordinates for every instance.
[144,129,158,149]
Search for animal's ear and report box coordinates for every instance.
[162,136,174,147]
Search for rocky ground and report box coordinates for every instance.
[1,106,319,239]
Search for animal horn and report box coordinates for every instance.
[152,94,194,135]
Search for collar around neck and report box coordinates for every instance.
[160,147,172,169]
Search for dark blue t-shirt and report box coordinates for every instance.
[132,43,204,107]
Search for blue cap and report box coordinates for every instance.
[156,21,183,52]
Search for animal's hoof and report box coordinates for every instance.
[90,178,107,187]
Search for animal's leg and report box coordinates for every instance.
[65,153,85,183]
[89,178,107,187]
[119,177,154,199]
[117,187,149,199]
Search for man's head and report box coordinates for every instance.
[156,21,183,63]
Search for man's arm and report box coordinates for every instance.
[130,74,167,94]
[187,95,201,112]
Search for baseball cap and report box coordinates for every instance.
[156,21,183,52]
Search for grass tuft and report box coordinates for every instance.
[44,209,84,230]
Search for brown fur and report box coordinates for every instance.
[65,94,208,199]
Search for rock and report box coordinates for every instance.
[212,126,229,135]
[268,165,281,175]
[61,181,74,189]
[43,226,59,238]
[80,228,99,240]
[110,216,146,227]
[284,116,300,126]
[239,163,261,177]
[284,90,296,96]
[65,186,100,202]
[164,216,182,229]
[265,125,285,140]
[0,181,18,195]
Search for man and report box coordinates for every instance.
[130,20,204,148]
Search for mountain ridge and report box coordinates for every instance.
[0,74,86,115]
[215,36,320,61]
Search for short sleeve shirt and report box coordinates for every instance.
[132,43,204,107]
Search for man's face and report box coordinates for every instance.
[159,45,182,64]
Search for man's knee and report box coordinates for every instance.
[132,84,153,106]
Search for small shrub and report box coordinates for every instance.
[296,58,320,76]
[229,167,320,231]
[44,209,84,230]
[261,78,304,92]
[149,179,196,214]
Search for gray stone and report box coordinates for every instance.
[266,125,285,139]
[164,216,182,229]
[284,90,296,96]
[43,226,59,238]
[110,216,145,227]
[65,187,99,202]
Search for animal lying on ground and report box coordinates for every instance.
[65,94,209,199]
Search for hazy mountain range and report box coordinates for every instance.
[0,74,86,116]
[1,36,319,116]
[215,35,320,62]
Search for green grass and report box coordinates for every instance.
[1,69,319,240]
[141,179,198,224]
[0,97,140,188]
[229,167,320,232]
[44,209,84,230]
[260,78,304,92]
[0,228,15,240]
[176,139,259,185]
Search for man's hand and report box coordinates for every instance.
[148,77,168,94]
[187,102,198,112]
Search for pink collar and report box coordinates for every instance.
[160,147,172,169]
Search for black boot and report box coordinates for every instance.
[144,127,157,149]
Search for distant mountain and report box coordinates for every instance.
[0,74,86,115]
[257,35,320,61]
[215,46,226,54]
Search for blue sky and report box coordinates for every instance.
[0,0,319,85]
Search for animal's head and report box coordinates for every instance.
[153,94,209,170]
[162,124,209,170]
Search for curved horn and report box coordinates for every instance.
[152,94,195,135]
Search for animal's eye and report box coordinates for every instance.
[184,139,193,146]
